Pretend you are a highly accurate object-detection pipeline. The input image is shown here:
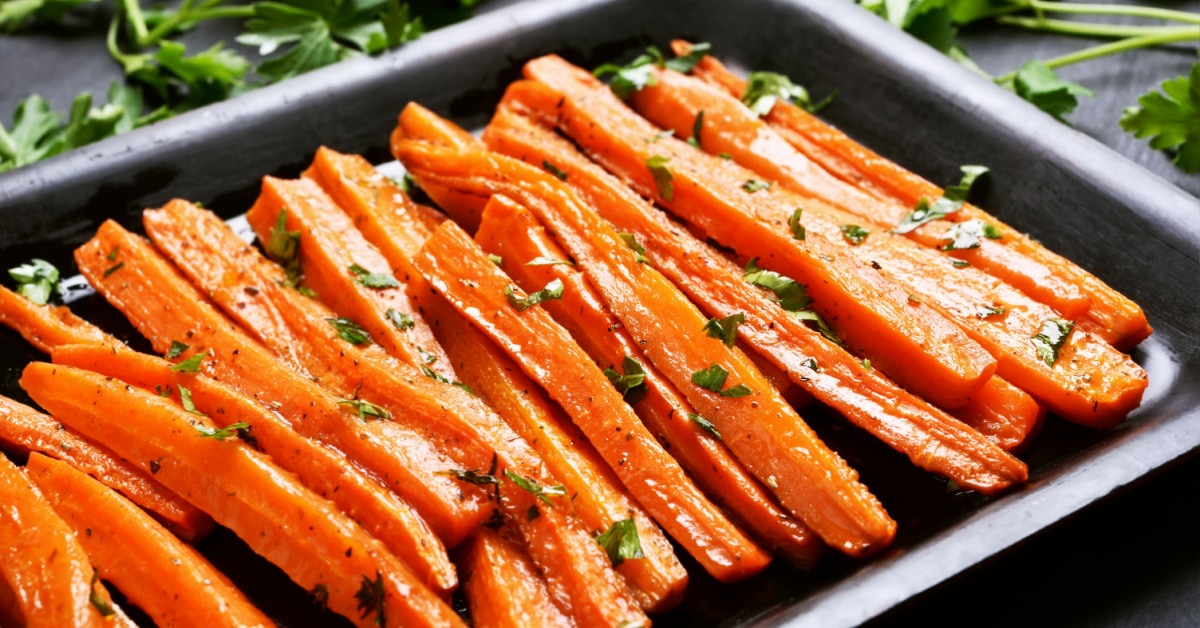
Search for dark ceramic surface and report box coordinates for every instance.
[1,1,1198,626]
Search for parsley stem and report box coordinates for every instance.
[1027,1,1200,26]
[141,5,256,46]
[997,17,1186,40]
[116,0,150,46]
[994,28,1200,84]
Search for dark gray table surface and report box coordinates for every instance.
[1,1,1198,626]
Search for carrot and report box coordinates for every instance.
[245,175,455,381]
[0,452,128,628]
[146,200,647,627]
[0,284,115,354]
[25,452,273,627]
[0,393,213,544]
[473,188,823,565]
[628,63,1092,321]
[677,42,1151,349]
[950,377,1045,453]
[458,529,574,628]
[51,343,458,597]
[480,102,1030,494]
[74,219,487,545]
[0,572,20,628]
[20,362,465,628]
[517,58,1148,429]
[517,58,994,411]
[391,105,490,231]
[420,287,688,611]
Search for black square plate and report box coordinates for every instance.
[1,0,1197,626]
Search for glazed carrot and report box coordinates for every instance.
[517,58,994,411]
[628,62,1092,321]
[0,575,20,628]
[481,103,1030,493]
[25,453,273,627]
[0,394,213,543]
[421,288,688,611]
[474,190,822,565]
[51,343,458,596]
[75,219,486,545]
[411,208,779,574]
[245,176,454,380]
[0,453,127,628]
[392,105,490,231]
[458,529,574,628]
[0,285,115,354]
[677,42,1151,349]
[146,201,647,627]
[517,59,1148,429]
[950,377,1045,453]
[20,362,465,628]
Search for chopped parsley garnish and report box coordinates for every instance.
[8,258,59,304]
[646,129,674,143]
[355,571,386,627]
[840,224,869,245]
[604,355,647,404]
[741,71,835,116]
[687,413,722,439]
[788,208,806,241]
[195,421,249,441]
[702,312,745,348]
[542,159,568,181]
[385,307,414,331]
[487,253,503,266]
[504,469,566,505]
[504,278,564,312]
[170,353,205,373]
[595,517,645,567]
[645,155,674,201]
[976,304,1006,319]
[107,246,120,261]
[265,208,304,289]
[165,340,188,359]
[688,111,703,148]
[349,263,400,289]
[593,47,663,100]
[326,317,373,344]
[743,258,812,311]
[801,357,819,372]
[525,256,574,267]
[952,259,971,268]
[339,398,392,421]
[939,218,1002,251]
[617,233,649,264]
[102,261,124,277]
[88,569,115,617]
[1031,317,1074,367]
[894,165,989,234]
[690,363,752,397]
[665,41,711,74]
[742,179,770,193]
[438,453,500,500]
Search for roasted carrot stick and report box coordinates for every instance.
[0,393,213,544]
[391,105,490,231]
[245,176,454,381]
[677,42,1151,349]
[474,190,823,565]
[25,453,273,627]
[0,285,115,354]
[0,453,129,628]
[480,103,1030,493]
[75,219,486,545]
[517,58,994,411]
[146,200,646,627]
[420,287,688,611]
[52,343,458,596]
[949,376,1045,453]
[517,59,1148,429]
[628,62,1092,321]
[458,529,574,628]
[21,362,465,628]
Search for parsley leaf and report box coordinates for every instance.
[939,218,1002,250]
[504,278,564,312]
[664,41,711,74]
[616,233,649,264]
[385,307,414,330]
[702,312,745,348]
[170,353,205,373]
[339,398,392,421]
[488,253,503,266]
[542,159,568,181]
[603,355,647,404]
[7,258,59,305]
[0,0,97,32]
[840,224,870,245]
[894,164,988,233]
[165,340,189,359]
[687,413,722,439]
[595,518,645,567]
[326,317,373,344]
[1013,60,1095,123]
[690,363,752,397]
[0,95,66,172]
[976,304,1006,319]
[742,179,770,193]
[1031,317,1074,367]
[742,71,835,116]
[349,263,401,288]
[788,208,806,241]
[87,568,115,617]
[354,570,386,627]
[1120,62,1200,173]
[593,47,663,100]
[504,469,566,506]
[688,110,703,148]
[176,384,204,415]
[743,258,812,311]
[195,421,251,441]
[265,208,305,289]
[645,155,674,201]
